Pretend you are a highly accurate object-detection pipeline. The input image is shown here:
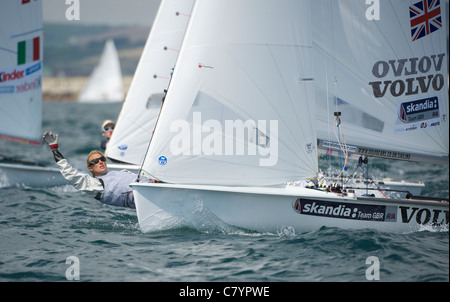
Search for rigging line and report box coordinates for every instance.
[330,0,338,115]
[0,47,16,54]
[134,91,167,181]
[322,0,332,170]
[136,69,174,182]
[334,115,348,178]
[353,157,388,199]
[10,28,43,39]
[266,44,312,147]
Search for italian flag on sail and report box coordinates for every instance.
[17,37,40,65]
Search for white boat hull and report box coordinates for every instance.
[131,183,448,234]
[0,163,66,188]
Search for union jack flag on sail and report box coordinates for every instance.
[409,0,442,41]
[399,104,408,122]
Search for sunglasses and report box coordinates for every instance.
[88,156,106,166]
[104,126,114,131]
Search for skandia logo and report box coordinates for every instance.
[0,69,25,83]
[293,198,395,222]
[301,200,356,218]
[399,96,439,122]
[404,97,438,114]
[293,198,356,218]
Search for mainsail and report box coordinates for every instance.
[0,0,43,145]
[312,0,448,164]
[140,0,318,186]
[78,39,124,103]
[106,0,194,165]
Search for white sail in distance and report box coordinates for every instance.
[78,39,124,103]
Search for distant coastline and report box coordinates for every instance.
[42,76,132,102]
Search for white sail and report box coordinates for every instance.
[140,0,318,186]
[0,0,43,144]
[131,0,449,234]
[106,0,194,165]
[78,39,124,103]
[312,0,449,164]
[0,0,66,188]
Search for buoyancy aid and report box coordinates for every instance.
[97,171,138,208]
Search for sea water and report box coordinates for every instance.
[0,102,448,286]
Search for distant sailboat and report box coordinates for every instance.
[78,39,124,103]
[0,0,66,188]
[131,0,448,233]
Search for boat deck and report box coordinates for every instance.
[357,195,449,208]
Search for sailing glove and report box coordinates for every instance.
[43,131,58,149]
[43,131,64,162]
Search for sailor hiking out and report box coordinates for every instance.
[43,131,153,208]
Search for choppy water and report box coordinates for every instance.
[0,102,448,285]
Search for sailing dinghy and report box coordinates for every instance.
[107,0,423,198]
[78,39,124,103]
[0,0,66,188]
[131,0,448,233]
[106,0,194,172]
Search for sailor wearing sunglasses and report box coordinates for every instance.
[43,131,146,208]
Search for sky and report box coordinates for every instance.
[43,0,161,27]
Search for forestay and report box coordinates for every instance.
[141,0,318,186]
